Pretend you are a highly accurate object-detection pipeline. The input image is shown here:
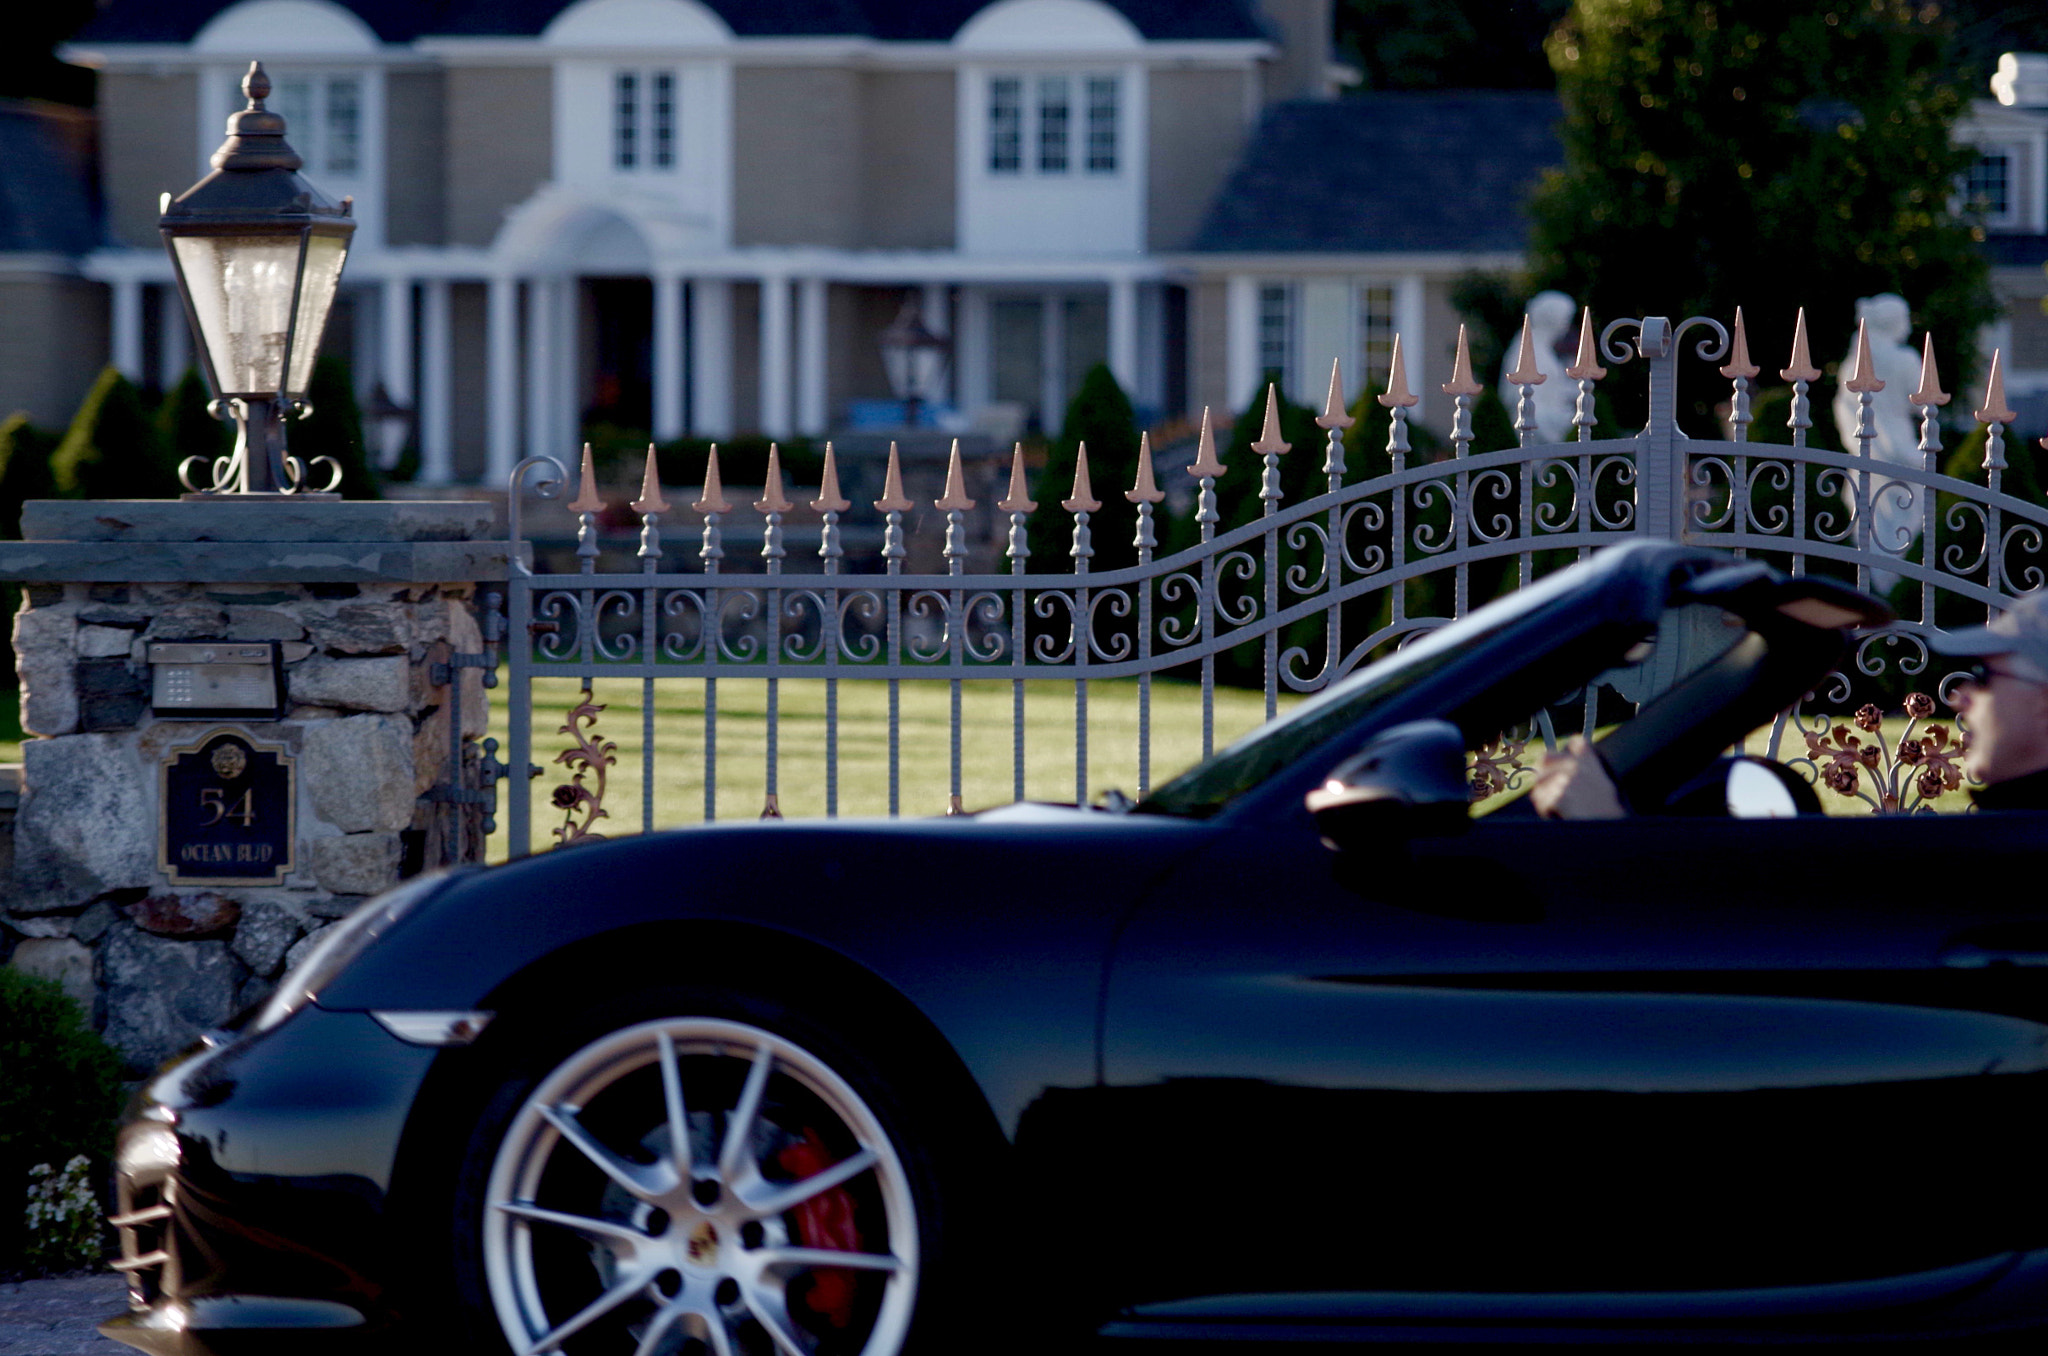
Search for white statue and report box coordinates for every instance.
[1830,293,1926,587]
[1498,289,1579,445]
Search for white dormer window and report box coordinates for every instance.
[613,68,678,171]
[1967,148,2017,227]
[227,73,362,177]
[987,71,1120,177]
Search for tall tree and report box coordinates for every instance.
[1525,0,1996,416]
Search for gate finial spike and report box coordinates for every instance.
[1505,313,1548,385]
[811,441,851,513]
[630,444,670,515]
[1780,308,1821,383]
[1377,334,1420,407]
[874,440,913,511]
[1316,359,1355,429]
[1189,405,1227,477]
[998,441,1036,512]
[755,443,794,514]
[1719,307,1759,379]
[1911,334,1951,407]
[1844,317,1885,394]
[567,442,606,513]
[1127,430,1165,503]
[1976,348,2017,424]
[934,438,976,510]
[1251,383,1292,453]
[1566,306,1607,380]
[693,444,731,514]
[1441,324,1483,396]
[1062,442,1102,512]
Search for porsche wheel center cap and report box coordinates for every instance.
[686,1221,720,1266]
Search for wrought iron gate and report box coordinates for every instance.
[494,311,2048,853]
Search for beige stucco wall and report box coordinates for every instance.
[860,71,954,250]
[733,68,862,249]
[0,274,108,429]
[1148,68,1254,252]
[1254,0,1331,105]
[100,72,199,248]
[1419,277,1464,439]
[385,69,446,247]
[446,68,551,248]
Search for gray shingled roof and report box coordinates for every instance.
[77,0,1263,44]
[1191,93,1564,255]
[0,102,101,255]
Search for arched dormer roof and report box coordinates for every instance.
[954,0,1142,52]
[541,0,733,47]
[193,0,380,54]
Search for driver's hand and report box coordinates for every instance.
[1532,735,1626,820]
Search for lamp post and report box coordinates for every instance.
[878,295,948,429]
[160,61,356,497]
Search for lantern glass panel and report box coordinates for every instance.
[285,233,350,396]
[172,234,305,395]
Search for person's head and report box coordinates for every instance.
[1933,592,2048,784]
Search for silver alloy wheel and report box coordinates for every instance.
[483,1017,920,1356]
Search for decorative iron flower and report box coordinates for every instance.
[1903,691,1937,720]
[551,784,582,810]
[1854,703,1883,733]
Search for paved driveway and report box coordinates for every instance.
[0,1274,127,1354]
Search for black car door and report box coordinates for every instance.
[1093,804,2048,1308]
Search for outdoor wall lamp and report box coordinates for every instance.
[879,295,949,429]
[160,61,356,497]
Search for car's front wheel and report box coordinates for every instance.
[463,1006,933,1356]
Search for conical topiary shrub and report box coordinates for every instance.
[1029,363,1144,575]
[49,366,181,500]
[154,366,233,489]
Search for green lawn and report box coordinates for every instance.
[491,674,1288,858]
[1,685,20,763]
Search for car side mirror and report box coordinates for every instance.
[1305,719,1470,848]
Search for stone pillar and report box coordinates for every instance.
[0,500,515,1076]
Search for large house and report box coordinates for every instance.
[10,1,2046,485]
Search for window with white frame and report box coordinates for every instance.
[1967,149,2016,226]
[613,68,679,171]
[1358,283,1395,394]
[228,73,361,176]
[1259,282,1295,390]
[987,71,1119,176]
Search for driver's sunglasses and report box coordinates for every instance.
[1960,658,2048,688]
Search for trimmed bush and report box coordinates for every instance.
[50,366,181,500]
[0,968,124,1273]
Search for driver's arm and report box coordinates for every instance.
[1531,735,1627,820]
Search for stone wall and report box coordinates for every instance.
[0,500,513,1076]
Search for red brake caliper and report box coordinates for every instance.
[774,1128,863,1329]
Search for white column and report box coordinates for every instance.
[797,276,828,436]
[487,274,519,486]
[158,283,190,385]
[1108,275,1139,399]
[112,278,144,382]
[690,278,733,438]
[1039,290,1065,436]
[379,276,413,408]
[956,285,990,422]
[554,277,578,456]
[759,273,792,439]
[420,278,453,485]
[1225,273,1259,415]
[1395,274,1427,421]
[653,271,685,443]
[524,278,555,463]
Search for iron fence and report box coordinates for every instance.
[493,310,2048,853]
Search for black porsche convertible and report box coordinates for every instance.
[101,541,2048,1354]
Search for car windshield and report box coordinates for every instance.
[1140,565,1614,819]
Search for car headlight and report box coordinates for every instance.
[251,871,451,1034]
